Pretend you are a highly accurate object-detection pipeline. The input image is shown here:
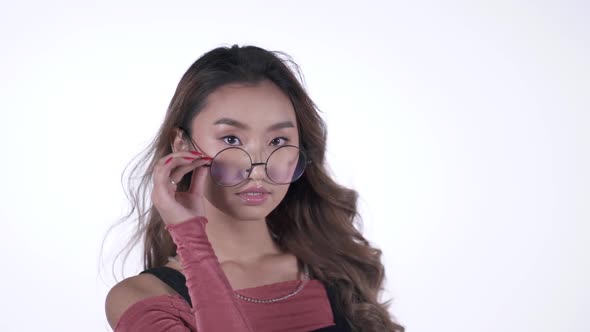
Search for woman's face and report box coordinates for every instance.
[189,80,300,221]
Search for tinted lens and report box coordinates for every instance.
[210,148,251,186]
[267,146,306,184]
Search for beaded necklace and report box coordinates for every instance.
[167,256,310,304]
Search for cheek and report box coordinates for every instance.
[202,174,223,203]
[202,175,243,206]
[272,185,290,204]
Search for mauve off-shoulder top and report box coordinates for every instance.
[114,216,352,332]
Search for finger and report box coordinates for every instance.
[153,154,204,191]
[169,157,212,184]
[188,163,209,195]
[158,150,206,166]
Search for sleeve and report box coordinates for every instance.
[164,216,255,331]
[114,295,199,332]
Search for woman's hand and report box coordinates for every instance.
[151,151,213,225]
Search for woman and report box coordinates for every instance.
[104,44,404,332]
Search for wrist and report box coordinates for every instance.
[165,215,208,231]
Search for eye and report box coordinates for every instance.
[270,137,290,146]
[221,135,241,146]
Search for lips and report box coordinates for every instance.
[236,185,271,206]
[237,186,270,194]
[236,190,270,205]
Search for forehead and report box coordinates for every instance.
[195,80,297,128]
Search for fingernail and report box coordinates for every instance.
[190,151,202,155]
[165,157,173,164]
[202,157,214,161]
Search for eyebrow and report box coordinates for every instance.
[213,118,295,131]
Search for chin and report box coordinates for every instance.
[228,207,272,221]
[228,196,280,221]
[207,201,272,222]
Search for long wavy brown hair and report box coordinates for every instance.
[102,44,404,332]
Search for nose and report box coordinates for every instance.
[248,161,267,182]
[245,147,270,183]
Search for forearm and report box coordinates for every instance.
[165,216,254,332]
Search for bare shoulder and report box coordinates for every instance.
[104,273,174,329]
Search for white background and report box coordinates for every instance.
[0,1,588,331]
